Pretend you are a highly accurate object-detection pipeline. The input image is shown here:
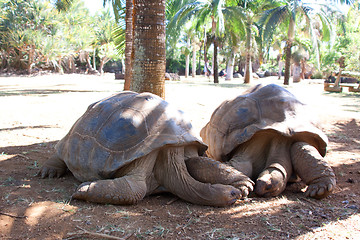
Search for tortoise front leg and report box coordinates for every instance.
[185,157,254,199]
[291,142,336,199]
[72,151,158,205]
[255,136,293,197]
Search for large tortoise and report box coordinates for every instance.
[200,84,336,199]
[38,91,253,206]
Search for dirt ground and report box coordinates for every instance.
[0,73,359,240]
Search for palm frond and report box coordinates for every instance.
[112,25,125,56]
[260,6,289,42]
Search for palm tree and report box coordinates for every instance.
[130,0,166,98]
[58,0,167,97]
[94,10,118,74]
[221,9,246,81]
[0,0,60,73]
[261,0,353,85]
[231,0,282,84]
[172,0,244,83]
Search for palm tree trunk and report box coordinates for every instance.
[211,17,218,84]
[284,40,292,85]
[284,17,295,85]
[225,51,235,81]
[130,0,166,99]
[203,28,209,76]
[93,48,96,70]
[27,46,35,74]
[185,38,190,78]
[244,21,252,84]
[213,37,219,84]
[123,0,133,91]
[192,43,196,77]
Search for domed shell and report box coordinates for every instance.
[56,91,206,182]
[200,84,328,162]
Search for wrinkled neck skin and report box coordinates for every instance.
[229,132,273,178]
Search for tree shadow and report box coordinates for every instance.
[323,92,360,113]
[0,125,56,132]
[327,119,360,152]
[0,89,103,97]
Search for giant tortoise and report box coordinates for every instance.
[200,84,336,199]
[38,91,253,206]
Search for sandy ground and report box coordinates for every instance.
[0,73,359,239]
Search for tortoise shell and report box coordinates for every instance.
[55,91,206,182]
[200,84,328,162]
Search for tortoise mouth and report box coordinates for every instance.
[227,197,238,205]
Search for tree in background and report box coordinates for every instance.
[260,0,353,85]
[171,0,247,84]
[94,10,118,74]
[320,2,360,74]
[0,0,119,74]
[0,0,56,73]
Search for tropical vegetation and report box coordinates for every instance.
[0,0,359,92]
[0,0,118,74]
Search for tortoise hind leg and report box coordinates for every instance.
[154,147,241,206]
[72,176,147,205]
[37,155,67,178]
[72,151,158,205]
[291,142,336,199]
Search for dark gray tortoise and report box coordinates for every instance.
[200,84,336,199]
[38,91,253,206]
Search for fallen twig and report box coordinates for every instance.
[0,212,27,218]
[166,197,179,205]
[16,154,29,159]
[66,226,132,240]
[299,197,322,208]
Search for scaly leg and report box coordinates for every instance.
[72,151,158,205]
[185,157,254,199]
[154,147,241,206]
[291,142,336,199]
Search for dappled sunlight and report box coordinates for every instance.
[0,215,14,236]
[298,213,360,239]
[226,196,298,218]
[0,153,15,162]
[25,201,78,227]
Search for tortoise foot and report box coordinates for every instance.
[72,181,93,201]
[185,157,254,200]
[72,177,147,205]
[305,176,336,199]
[231,178,254,199]
[37,155,67,178]
[255,168,286,197]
